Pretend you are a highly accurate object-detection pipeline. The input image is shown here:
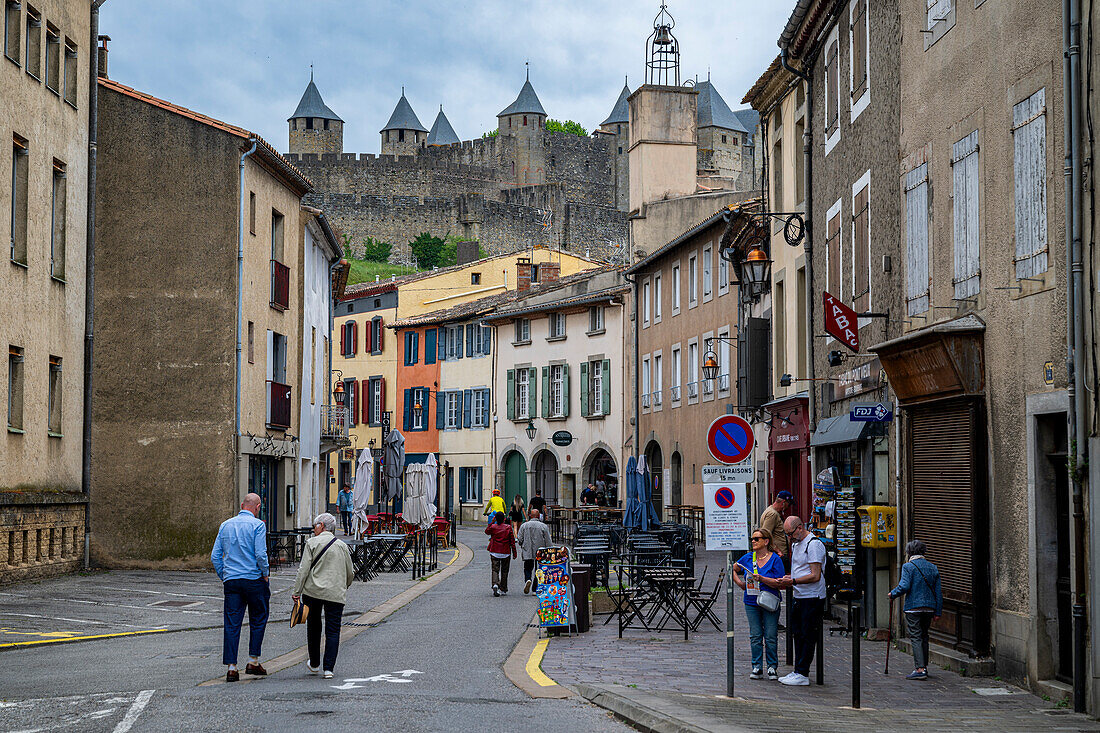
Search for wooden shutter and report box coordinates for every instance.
[851,0,868,101]
[826,39,839,134]
[438,327,447,361]
[352,321,358,354]
[340,321,346,356]
[402,388,411,431]
[482,326,492,355]
[528,368,537,416]
[952,130,980,299]
[905,163,930,316]
[463,389,472,428]
[466,324,474,357]
[1013,88,1048,279]
[853,184,870,312]
[562,364,570,417]
[365,320,374,354]
[361,379,370,424]
[827,210,841,297]
[425,328,436,364]
[436,390,446,430]
[601,359,611,415]
[541,366,550,418]
[580,362,590,417]
[413,332,419,364]
[379,376,386,413]
[506,370,515,420]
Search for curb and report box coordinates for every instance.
[575,683,753,733]
[503,616,572,699]
[198,541,473,686]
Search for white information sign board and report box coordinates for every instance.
[662,468,672,507]
[702,463,755,484]
[703,481,750,551]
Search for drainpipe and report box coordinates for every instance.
[625,272,639,461]
[236,140,258,493]
[1065,0,1089,713]
[82,0,106,570]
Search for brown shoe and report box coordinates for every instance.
[245,663,267,676]
[226,669,240,682]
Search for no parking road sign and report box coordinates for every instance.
[706,414,755,465]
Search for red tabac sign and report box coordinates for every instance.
[823,291,860,352]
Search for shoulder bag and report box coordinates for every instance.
[290,537,338,628]
[754,553,781,613]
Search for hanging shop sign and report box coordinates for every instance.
[551,431,573,446]
[823,291,860,352]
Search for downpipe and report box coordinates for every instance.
[236,140,258,494]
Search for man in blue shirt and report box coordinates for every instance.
[337,484,353,535]
[211,492,270,682]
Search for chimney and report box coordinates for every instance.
[97,35,110,78]
[540,261,560,284]
[516,257,532,291]
[456,240,480,266]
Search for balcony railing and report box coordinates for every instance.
[671,385,681,402]
[267,380,292,429]
[641,393,650,408]
[703,379,714,396]
[687,381,699,399]
[718,374,730,392]
[321,405,350,445]
[652,390,663,407]
[270,259,290,310]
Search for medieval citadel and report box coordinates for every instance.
[282,72,760,262]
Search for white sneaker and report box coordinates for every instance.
[323,670,333,679]
[305,661,320,675]
[492,584,500,597]
[524,580,532,594]
[780,673,810,686]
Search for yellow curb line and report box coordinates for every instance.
[198,541,473,686]
[525,638,557,687]
[503,614,572,699]
[0,628,169,648]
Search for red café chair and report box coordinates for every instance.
[364,515,380,537]
[432,517,450,549]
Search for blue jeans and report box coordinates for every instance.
[222,578,270,665]
[744,601,780,671]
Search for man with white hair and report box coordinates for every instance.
[517,508,553,594]
[211,492,270,682]
[292,512,355,678]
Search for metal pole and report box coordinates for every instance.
[726,550,735,697]
[851,600,860,708]
[787,587,794,665]
[816,608,824,684]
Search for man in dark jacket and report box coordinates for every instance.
[889,539,943,680]
[485,512,517,596]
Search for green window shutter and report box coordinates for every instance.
[562,364,570,417]
[601,359,611,415]
[506,369,515,420]
[580,361,589,417]
[541,366,550,418]
[528,367,537,417]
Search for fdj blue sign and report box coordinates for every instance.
[850,403,893,423]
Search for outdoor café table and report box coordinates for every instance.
[345,538,375,582]
[574,544,611,588]
[372,533,411,573]
[634,565,693,640]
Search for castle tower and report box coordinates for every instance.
[599,79,632,210]
[497,71,547,185]
[695,79,758,187]
[380,90,428,156]
[426,106,460,146]
[287,72,343,155]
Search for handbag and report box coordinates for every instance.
[290,537,338,628]
[753,552,781,613]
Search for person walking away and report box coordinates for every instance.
[729,528,786,680]
[337,485,353,536]
[483,488,506,526]
[292,512,355,679]
[485,511,517,596]
[529,488,547,517]
[211,493,270,682]
[517,509,553,594]
[758,491,793,563]
[779,516,826,686]
[509,494,527,536]
[888,539,943,680]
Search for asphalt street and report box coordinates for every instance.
[0,529,626,733]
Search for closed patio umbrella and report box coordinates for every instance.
[383,430,405,512]
[352,449,374,537]
[403,461,433,529]
[638,455,661,530]
[622,455,641,531]
[425,453,439,517]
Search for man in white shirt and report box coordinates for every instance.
[779,515,826,686]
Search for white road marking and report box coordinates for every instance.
[111,689,154,733]
[332,669,422,689]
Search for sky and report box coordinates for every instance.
[99,1,792,154]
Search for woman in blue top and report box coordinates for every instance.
[729,527,786,680]
[888,539,943,680]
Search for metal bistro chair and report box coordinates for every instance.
[687,569,725,632]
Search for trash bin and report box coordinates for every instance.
[572,563,592,633]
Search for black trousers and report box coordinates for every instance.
[523,559,539,591]
[341,511,352,535]
[304,595,344,672]
[791,597,825,676]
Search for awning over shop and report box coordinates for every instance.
[810,415,878,447]
[870,314,985,405]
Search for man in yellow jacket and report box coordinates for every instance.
[483,488,507,525]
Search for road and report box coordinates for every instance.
[0,529,626,732]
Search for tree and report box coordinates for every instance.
[545,119,588,137]
[409,232,446,269]
[361,237,392,263]
[440,234,488,267]
[482,129,499,138]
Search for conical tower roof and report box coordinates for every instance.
[601,81,631,127]
[498,79,547,117]
[288,77,342,122]
[427,107,460,146]
[380,91,428,133]
[695,80,747,133]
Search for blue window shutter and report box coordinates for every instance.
[459,467,467,500]
[438,327,447,361]
[482,388,491,426]
[463,389,472,428]
[425,328,436,364]
[562,364,570,417]
[476,467,483,502]
[483,326,492,355]
[402,388,411,431]
[466,325,474,357]
[436,390,446,429]
[541,366,550,418]
[580,361,589,417]
[414,332,420,364]
[455,327,463,360]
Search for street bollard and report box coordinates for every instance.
[816,611,824,685]
[850,600,860,709]
[786,587,794,665]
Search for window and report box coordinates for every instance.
[63,38,76,106]
[718,254,728,296]
[721,134,727,144]
[925,0,955,49]
[775,281,787,380]
[688,255,698,304]
[371,316,383,353]
[473,388,488,427]
[47,355,61,434]
[772,140,783,218]
[516,368,530,419]
[369,377,383,425]
[654,274,663,318]
[688,341,699,400]
[548,312,565,339]
[10,134,28,265]
[249,192,256,234]
[653,354,663,406]
[25,6,40,78]
[460,467,483,504]
[672,264,681,313]
[8,345,23,431]
[398,129,405,142]
[403,330,419,365]
[905,163,930,315]
[717,329,731,393]
[271,209,284,261]
[549,364,565,417]
[824,26,840,154]
[407,387,424,430]
[850,0,869,120]
[851,172,870,311]
[4,1,20,64]
[671,346,681,403]
[583,359,609,417]
[247,321,254,363]
[341,320,357,357]
[471,272,481,285]
[445,325,463,359]
[44,23,58,93]
[642,280,651,326]
[641,357,650,408]
[49,159,65,279]
[345,379,357,426]
[702,247,713,298]
[472,324,492,356]
[445,391,460,430]
[310,328,316,405]
[1013,88,1048,279]
[952,130,980,299]
[588,306,604,333]
[825,200,842,297]
[795,120,806,203]
[514,318,531,343]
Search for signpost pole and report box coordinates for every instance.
[726,549,735,698]
[851,599,860,709]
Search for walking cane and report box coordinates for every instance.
[884,596,895,675]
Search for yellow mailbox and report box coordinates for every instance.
[856,505,897,549]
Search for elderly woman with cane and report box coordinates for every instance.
[888,539,943,680]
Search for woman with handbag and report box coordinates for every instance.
[729,528,786,681]
[292,513,355,679]
[888,539,943,680]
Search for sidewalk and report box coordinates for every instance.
[539,544,1098,732]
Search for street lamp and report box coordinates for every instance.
[741,244,772,298]
[333,380,345,406]
[413,397,424,423]
[701,351,720,381]
[525,419,537,441]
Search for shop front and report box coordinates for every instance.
[765,393,811,520]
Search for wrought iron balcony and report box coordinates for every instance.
[652,390,663,406]
[687,381,699,399]
[703,379,714,396]
[267,380,292,429]
[270,259,290,310]
[641,393,650,408]
[718,374,730,391]
[671,385,681,402]
[321,405,350,446]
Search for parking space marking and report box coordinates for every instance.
[0,628,168,648]
[111,689,154,733]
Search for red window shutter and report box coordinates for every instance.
[362,379,370,424]
[379,376,386,412]
[352,322,358,354]
[366,320,374,353]
[340,322,346,355]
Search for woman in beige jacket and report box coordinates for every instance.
[292,513,355,678]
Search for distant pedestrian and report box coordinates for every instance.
[581,484,597,505]
[509,494,527,536]
[779,515,826,687]
[337,485,353,535]
[758,491,793,562]
[211,492,270,683]
[483,488,506,526]
[485,511,517,596]
[730,528,786,680]
[889,540,943,681]
[517,509,553,594]
[529,488,547,516]
[292,513,355,679]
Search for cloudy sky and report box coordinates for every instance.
[100,1,791,154]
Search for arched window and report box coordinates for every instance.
[523,115,528,126]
